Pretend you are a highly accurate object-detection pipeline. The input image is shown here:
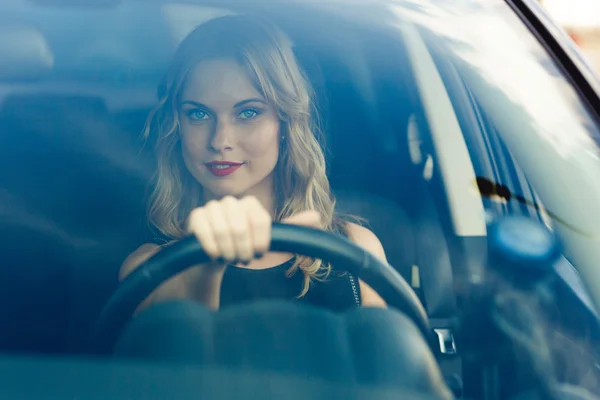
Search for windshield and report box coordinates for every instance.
[1,0,600,398]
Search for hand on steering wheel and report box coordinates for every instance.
[186,195,320,265]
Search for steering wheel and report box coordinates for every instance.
[90,224,431,354]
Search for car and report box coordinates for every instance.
[1,0,600,399]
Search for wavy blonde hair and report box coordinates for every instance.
[142,15,348,296]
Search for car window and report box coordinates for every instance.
[1,0,600,398]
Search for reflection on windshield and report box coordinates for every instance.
[391,2,600,312]
[393,0,600,160]
[475,177,591,236]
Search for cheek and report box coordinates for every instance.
[180,128,207,159]
[241,119,281,159]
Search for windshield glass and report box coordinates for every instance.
[1,0,600,398]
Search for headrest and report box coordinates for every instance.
[0,25,53,81]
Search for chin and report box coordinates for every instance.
[203,182,249,199]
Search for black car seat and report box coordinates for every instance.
[333,141,457,319]
[0,94,151,353]
[334,190,416,282]
[294,44,418,280]
[295,39,458,320]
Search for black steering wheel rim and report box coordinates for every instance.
[90,224,431,354]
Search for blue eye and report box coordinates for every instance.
[239,109,260,120]
[187,109,209,121]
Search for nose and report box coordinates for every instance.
[208,120,234,153]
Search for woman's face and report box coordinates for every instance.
[179,58,281,201]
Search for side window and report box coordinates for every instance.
[426,41,552,229]
[466,92,554,228]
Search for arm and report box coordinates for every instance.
[120,243,225,311]
[119,196,312,312]
[346,223,388,308]
[120,243,161,280]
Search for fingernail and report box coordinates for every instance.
[241,259,251,266]
[254,252,264,259]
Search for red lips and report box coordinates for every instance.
[205,161,244,177]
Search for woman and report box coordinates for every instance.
[121,14,387,311]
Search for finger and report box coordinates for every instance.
[205,200,236,262]
[241,196,272,256]
[221,196,253,263]
[187,207,220,260]
[282,210,321,228]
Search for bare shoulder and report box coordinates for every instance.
[345,222,387,307]
[345,222,387,262]
[119,243,161,280]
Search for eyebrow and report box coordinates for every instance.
[179,98,267,109]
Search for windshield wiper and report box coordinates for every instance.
[475,177,590,236]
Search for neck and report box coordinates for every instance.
[203,173,277,218]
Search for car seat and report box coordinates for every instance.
[0,94,151,353]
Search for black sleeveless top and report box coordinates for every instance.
[149,236,361,312]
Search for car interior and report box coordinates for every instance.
[0,0,439,352]
[1,1,600,399]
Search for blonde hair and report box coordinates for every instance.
[142,15,348,296]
